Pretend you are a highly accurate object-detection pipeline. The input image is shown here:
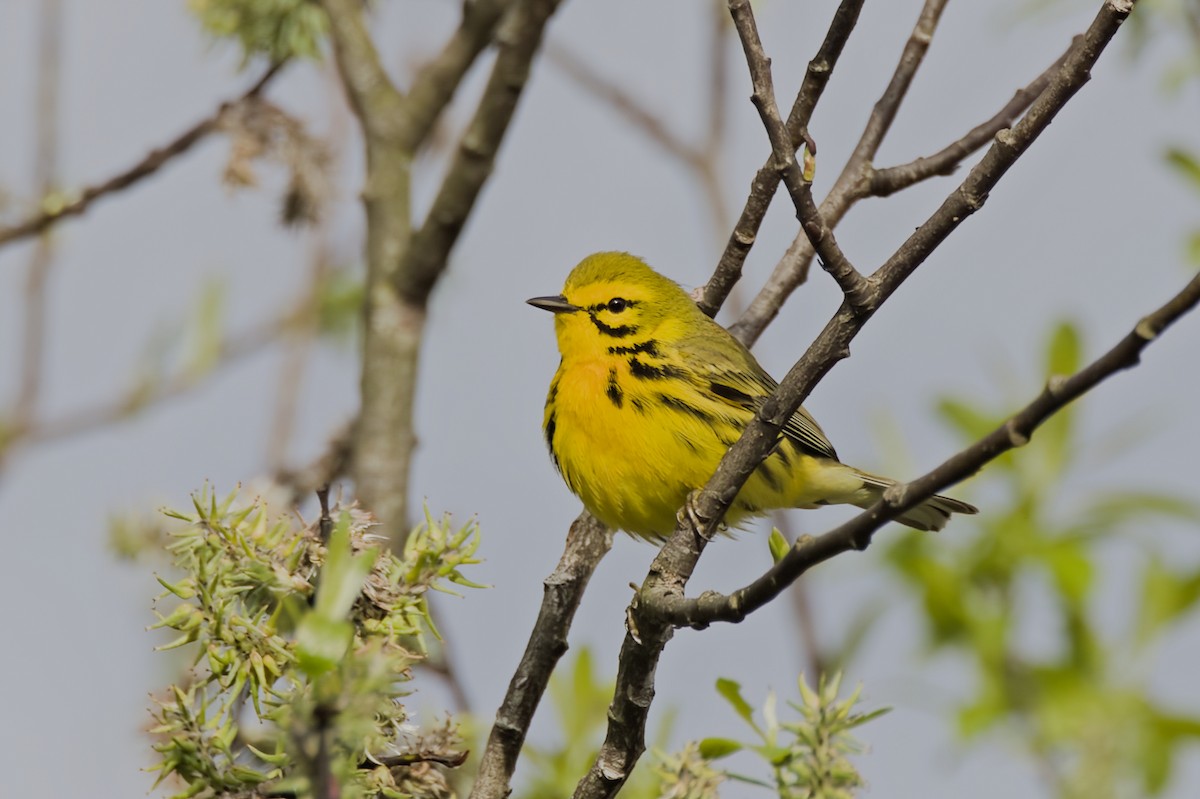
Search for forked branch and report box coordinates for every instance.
[699,0,867,316]
[728,0,872,313]
[663,266,1200,626]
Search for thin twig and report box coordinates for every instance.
[547,44,702,166]
[572,3,1139,796]
[275,422,355,507]
[360,750,470,770]
[13,0,64,433]
[661,266,1200,626]
[13,318,283,450]
[868,48,1070,196]
[729,8,1059,343]
[0,63,283,248]
[728,0,872,313]
[312,702,338,799]
[699,0,867,317]
[547,30,732,246]
[732,0,949,343]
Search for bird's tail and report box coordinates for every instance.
[849,468,978,532]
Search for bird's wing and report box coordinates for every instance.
[677,324,840,462]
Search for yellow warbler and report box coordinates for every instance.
[528,252,977,540]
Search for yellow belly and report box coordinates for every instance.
[543,358,858,540]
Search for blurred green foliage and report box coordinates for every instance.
[1122,0,1200,93]
[518,656,884,799]
[148,487,482,798]
[1165,147,1200,267]
[189,0,328,63]
[881,321,1200,798]
[701,674,886,799]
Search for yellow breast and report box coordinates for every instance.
[542,352,831,540]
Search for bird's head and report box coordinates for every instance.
[527,252,700,361]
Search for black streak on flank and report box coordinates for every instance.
[710,381,754,406]
[607,367,624,409]
[545,412,560,469]
[589,314,638,338]
[759,459,782,492]
[658,394,712,423]
[775,441,793,468]
[629,358,683,380]
[608,340,659,357]
[544,376,560,466]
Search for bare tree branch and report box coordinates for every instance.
[11,318,283,451]
[731,0,950,343]
[0,63,282,249]
[699,0,866,317]
[469,513,613,799]
[547,44,700,166]
[663,267,1200,626]
[868,47,1069,196]
[547,14,733,245]
[397,0,566,306]
[729,9,1062,343]
[13,0,64,435]
[728,1,871,312]
[324,0,558,542]
[572,3,1139,796]
[274,421,355,507]
[472,9,733,794]
[320,0,406,141]
[399,0,517,151]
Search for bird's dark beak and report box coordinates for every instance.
[526,295,580,314]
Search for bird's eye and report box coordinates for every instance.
[607,297,628,314]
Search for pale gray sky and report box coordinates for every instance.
[1,1,1198,797]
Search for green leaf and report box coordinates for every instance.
[697,737,743,760]
[716,678,758,731]
[1185,229,1200,266]
[1136,556,1200,644]
[1037,321,1082,479]
[1045,320,1082,378]
[312,512,378,621]
[316,268,364,343]
[294,511,378,677]
[936,398,998,443]
[1042,538,1094,604]
[767,528,789,563]
[1083,490,1200,535]
[186,279,225,377]
[957,682,1008,738]
[1165,147,1200,192]
[294,614,352,678]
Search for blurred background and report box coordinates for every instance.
[1,0,1198,796]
